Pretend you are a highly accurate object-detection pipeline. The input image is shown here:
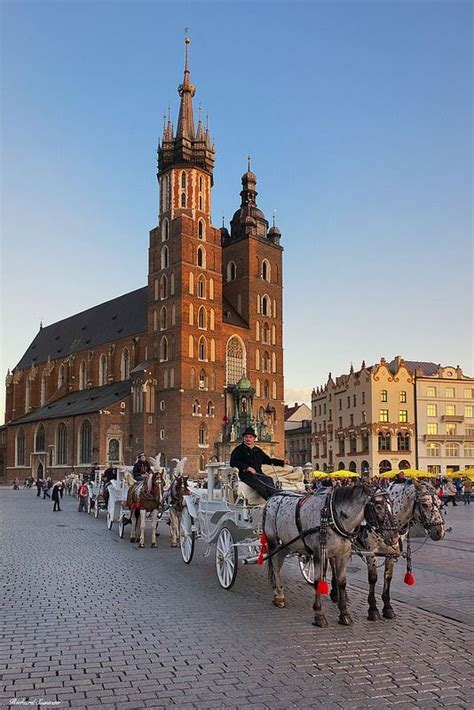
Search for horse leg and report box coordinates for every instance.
[151,509,158,547]
[130,510,137,543]
[268,549,286,608]
[329,559,338,603]
[169,508,179,547]
[367,555,381,621]
[333,555,353,626]
[138,509,146,548]
[382,557,396,619]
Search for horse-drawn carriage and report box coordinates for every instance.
[179,462,311,589]
[106,468,134,531]
[87,469,108,518]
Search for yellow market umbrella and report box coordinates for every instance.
[329,470,359,479]
[312,471,329,479]
[401,468,437,479]
[379,470,398,479]
[447,469,474,481]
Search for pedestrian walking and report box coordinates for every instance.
[77,482,89,512]
[444,479,457,506]
[52,482,62,511]
[43,478,51,499]
[12,478,20,490]
[36,478,43,497]
[463,477,472,505]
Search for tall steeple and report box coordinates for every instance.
[158,38,215,179]
[176,37,196,140]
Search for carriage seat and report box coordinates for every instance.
[237,481,266,507]
[262,465,307,493]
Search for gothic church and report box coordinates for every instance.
[3,40,284,481]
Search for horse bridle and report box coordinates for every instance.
[411,488,441,533]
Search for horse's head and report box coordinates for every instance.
[412,480,445,541]
[363,485,398,547]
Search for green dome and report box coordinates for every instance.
[236,375,252,390]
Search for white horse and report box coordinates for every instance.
[165,457,188,547]
[263,484,396,626]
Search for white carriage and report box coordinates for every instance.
[87,469,107,518]
[179,462,313,589]
[106,468,133,530]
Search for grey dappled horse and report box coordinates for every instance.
[264,484,396,627]
[356,479,445,621]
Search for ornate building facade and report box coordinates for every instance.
[311,356,474,476]
[3,40,285,482]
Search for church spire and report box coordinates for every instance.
[176,37,196,140]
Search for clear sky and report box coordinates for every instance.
[1,0,472,423]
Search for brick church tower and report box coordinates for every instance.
[145,38,284,469]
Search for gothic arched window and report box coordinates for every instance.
[79,420,92,464]
[58,364,65,388]
[35,424,45,452]
[197,275,206,299]
[121,348,130,380]
[197,246,206,268]
[16,428,25,466]
[162,218,169,242]
[198,220,205,240]
[226,336,246,386]
[79,360,87,390]
[56,423,67,465]
[161,245,169,269]
[99,354,107,386]
[160,336,168,362]
[108,439,120,462]
[198,306,206,329]
[160,274,168,300]
[198,336,207,361]
[160,306,168,331]
[262,259,271,282]
[227,261,237,282]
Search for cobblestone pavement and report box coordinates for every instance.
[1,488,472,709]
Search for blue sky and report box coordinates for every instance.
[1,0,472,421]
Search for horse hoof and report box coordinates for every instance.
[138,544,145,549]
[382,608,395,619]
[130,538,136,543]
[368,609,381,622]
[272,598,286,609]
[338,614,353,626]
[170,543,178,548]
[151,543,157,548]
[312,615,328,627]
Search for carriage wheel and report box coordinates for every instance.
[94,499,100,518]
[106,509,113,530]
[298,554,315,585]
[216,527,238,590]
[180,508,195,564]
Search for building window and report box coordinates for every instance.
[35,424,45,452]
[446,423,457,436]
[261,295,270,316]
[446,404,456,416]
[464,388,474,399]
[16,429,25,466]
[79,420,92,464]
[192,399,201,416]
[427,404,437,417]
[226,337,246,386]
[197,246,206,268]
[58,364,65,388]
[378,432,391,451]
[79,360,87,390]
[161,245,169,269]
[207,400,215,417]
[160,306,168,330]
[464,444,474,457]
[162,218,169,241]
[99,354,107,386]
[160,400,165,411]
[465,405,473,418]
[361,435,369,453]
[399,410,408,423]
[189,272,194,295]
[362,392,365,404]
[108,439,120,463]
[160,429,165,440]
[190,368,195,389]
[426,443,441,457]
[262,259,271,282]
[349,437,357,454]
[397,433,410,451]
[133,385,143,413]
[427,386,436,397]
[262,351,270,373]
[380,390,387,402]
[56,423,67,465]
[181,192,186,207]
[427,423,438,435]
[198,220,205,240]
[199,423,208,446]
[262,322,270,344]
[160,337,168,362]
[272,381,277,399]
[445,443,459,457]
[198,306,207,329]
[121,348,130,380]
[445,387,455,398]
[197,275,206,298]
[160,274,168,299]
[427,465,441,475]
[227,261,237,281]
[209,278,214,300]
[198,336,207,361]
[338,439,345,456]
[379,409,389,423]
[199,370,207,390]
[400,391,407,403]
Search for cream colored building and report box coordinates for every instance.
[311,356,473,476]
[416,365,474,475]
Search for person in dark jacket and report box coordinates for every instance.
[132,453,152,482]
[36,478,43,497]
[52,482,62,511]
[230,427,284,500]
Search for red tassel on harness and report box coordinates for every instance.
[316,579,329,595]
[257,531,268,565]
[131,502,141,511]
[404,571,416,586]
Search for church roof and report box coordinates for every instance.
[222,297,248,329]
[12,381,131,425]
[15,287,147,371]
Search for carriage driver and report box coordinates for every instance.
[230,427,285,501]
[132,452,152,482]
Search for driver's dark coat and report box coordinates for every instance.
[230,443,284,478]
